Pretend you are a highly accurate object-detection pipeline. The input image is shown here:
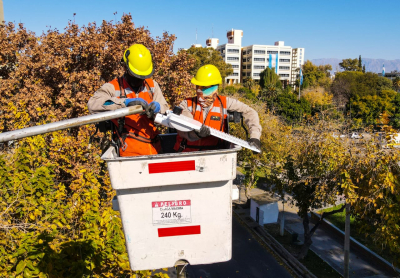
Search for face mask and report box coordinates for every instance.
[197,85,218,108]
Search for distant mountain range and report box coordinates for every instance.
[311,58,400,74]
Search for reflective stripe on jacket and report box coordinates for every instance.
[174,96,228,152]
[110,76,161,157]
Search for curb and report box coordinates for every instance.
[311,211,400,276]
[233,206,317,278]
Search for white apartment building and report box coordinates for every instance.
[290,48,305,85]
[194,29,304,86]
[215,29,243,84]
[242,41,293,86]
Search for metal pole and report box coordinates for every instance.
[344,202,351,278]
[280,200,285,236]
[0,105,143,143]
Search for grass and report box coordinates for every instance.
[319,205,393,265]
[264,223,342,278]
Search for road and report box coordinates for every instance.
[165,215,293,278]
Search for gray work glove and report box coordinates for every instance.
[248,138,261,154]
[195,125,211,138]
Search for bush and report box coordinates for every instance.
[0,15,193,277]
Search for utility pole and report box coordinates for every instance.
[0,0,4,24]
[344,203,351,278]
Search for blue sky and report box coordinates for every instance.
[3,0,400,60]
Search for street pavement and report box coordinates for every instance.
[165,215,293,278]
[247,187,398,278]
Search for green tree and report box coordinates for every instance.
[184,47,233,80]
[362,64,366,73]
[301,60,332,89]
[268,92,311,124]
[358,55,362,70]
[258,67,282,101]
[339,58,362,71]
[393,76,400,92]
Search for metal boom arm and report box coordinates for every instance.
[0,105,143,143]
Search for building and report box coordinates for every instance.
[290,48,305,85]
[206,38,219,49]
[193,29,304,86]
[241,41,293,86]
[215,29,243,84]
[378,71,400,80]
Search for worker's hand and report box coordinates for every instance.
[248,138,261,154]
[125,98,148,112]
[195,125,211,138]
[146,101,161,118]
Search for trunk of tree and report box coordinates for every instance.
[297,205,345,260]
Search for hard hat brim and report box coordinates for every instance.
[191,77,222,86]
[127,63,154,79]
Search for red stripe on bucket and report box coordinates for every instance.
[148,160,195,174]
[158,225,201,237]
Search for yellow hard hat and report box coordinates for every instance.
[122,44,154,79]
[191,64,222,86]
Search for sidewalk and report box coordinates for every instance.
[237,186,397,278]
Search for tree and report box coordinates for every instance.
[339,58,362,71]
[358,55,362,70]
[267,92,311,124]
[258,67,282,101]
[362,64,366,73]
[0,15,193,277]
[393,76,400,92]
[184,46,233,81]
[301,60,332,89]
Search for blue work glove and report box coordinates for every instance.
[124,98,148,111]
[146,101,161,118]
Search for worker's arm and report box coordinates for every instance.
[87,83,126,114]
[226,97,262,140]
[177,99,202,141]
[152,81,169,114]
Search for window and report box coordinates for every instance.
[279,74,290,77]
[267,51,278,54]
[254,50,266,54]
[227,48,239,53]
[242,59,246,63]
[279,66,290,70]
[231,64,239,68]
[247,65,251,69]
[254,58,265,62]
[279,59,290,62]
[253,73,260,77]
[254,65,265,69]
[227,57,239,61]
[230,72,239,76]
[242,66,246,69]
[280,51,291,55]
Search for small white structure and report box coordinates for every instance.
[250,194,279,225]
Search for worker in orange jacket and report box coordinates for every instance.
[174,64,262,153]
[88,44,169,157]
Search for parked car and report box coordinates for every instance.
[350,132,363,139]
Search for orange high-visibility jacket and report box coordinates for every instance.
[110,76,161,157]
[174,96,228,152]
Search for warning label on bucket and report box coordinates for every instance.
[152,200,192,225]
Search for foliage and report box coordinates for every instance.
[339,58,362,71]
[0,15,195,277]
[301,60,332,90]
[393,76,400,92]
[350,89,397,125]
[183,46,233,81]
[267,92,312,124]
